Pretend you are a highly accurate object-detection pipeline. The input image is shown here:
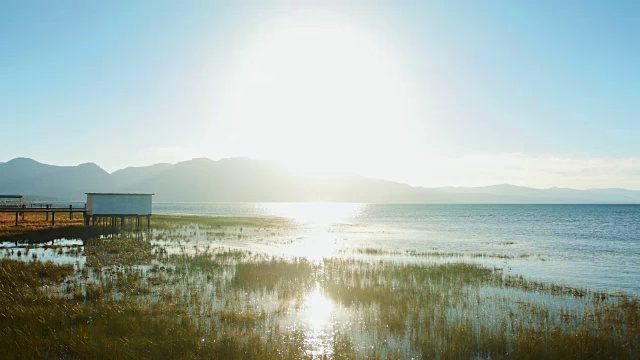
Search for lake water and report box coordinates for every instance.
[152,203,640,296]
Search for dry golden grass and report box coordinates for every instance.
[152,214,294,229]
[0,212,85,237]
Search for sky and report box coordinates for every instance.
[1,0,639,189]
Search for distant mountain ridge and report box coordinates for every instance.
[1,157,639,203]
[0,158,112,200]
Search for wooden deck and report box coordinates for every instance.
[1,206,150,229]
[0,206,86,226]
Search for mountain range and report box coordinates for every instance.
[1,157,639,204]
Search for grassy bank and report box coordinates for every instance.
[0,213,290,244]
[0,213,86,242]
[0,215,638,359]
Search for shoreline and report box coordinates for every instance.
[1,214,638,358]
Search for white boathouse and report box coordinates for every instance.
[85,193,153,227]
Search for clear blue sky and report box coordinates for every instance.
[1,1,639,188]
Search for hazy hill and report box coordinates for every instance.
[0,158,113,200]
[434,184,640,203]
[111,163,173,190]
[1,157,639,203]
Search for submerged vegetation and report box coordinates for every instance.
[151,214,294,230]
[0,214,638,358]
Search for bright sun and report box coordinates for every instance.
[216,12,420,173]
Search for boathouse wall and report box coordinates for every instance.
[86,193,153,216]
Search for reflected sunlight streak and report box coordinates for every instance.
[261,202,363,228]
[303,285,335,330]
[299,284,337,357]
[261,203,363,260]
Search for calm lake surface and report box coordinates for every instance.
[153,203,640,296]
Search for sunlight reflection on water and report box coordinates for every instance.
[301,284,336,357]
[259,202,363,228]
[260,203,363,261]
[303,285,334,330]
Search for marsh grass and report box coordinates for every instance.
[0,213,109,244]
[321,259,639,358]
[85,237,153,269]
[0,215,638,359]
[405,249,533,259]
[0,258,74,290]
[233,259,314,295]
[152,214,293,230]
[350,248,534,260]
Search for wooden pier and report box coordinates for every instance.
[0,205,87,226]
[0,206,150,229]
[1,193,153,229]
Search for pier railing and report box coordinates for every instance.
[0,204,87,226]
[1,204,150,229]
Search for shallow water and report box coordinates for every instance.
[152,203,640,295]
[2,203,638,295]
[2,206,638,358]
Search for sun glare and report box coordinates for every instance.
[261,202,362,260]
[303,285,335,330]
[261,202,362,227]
[217,12,420,173]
